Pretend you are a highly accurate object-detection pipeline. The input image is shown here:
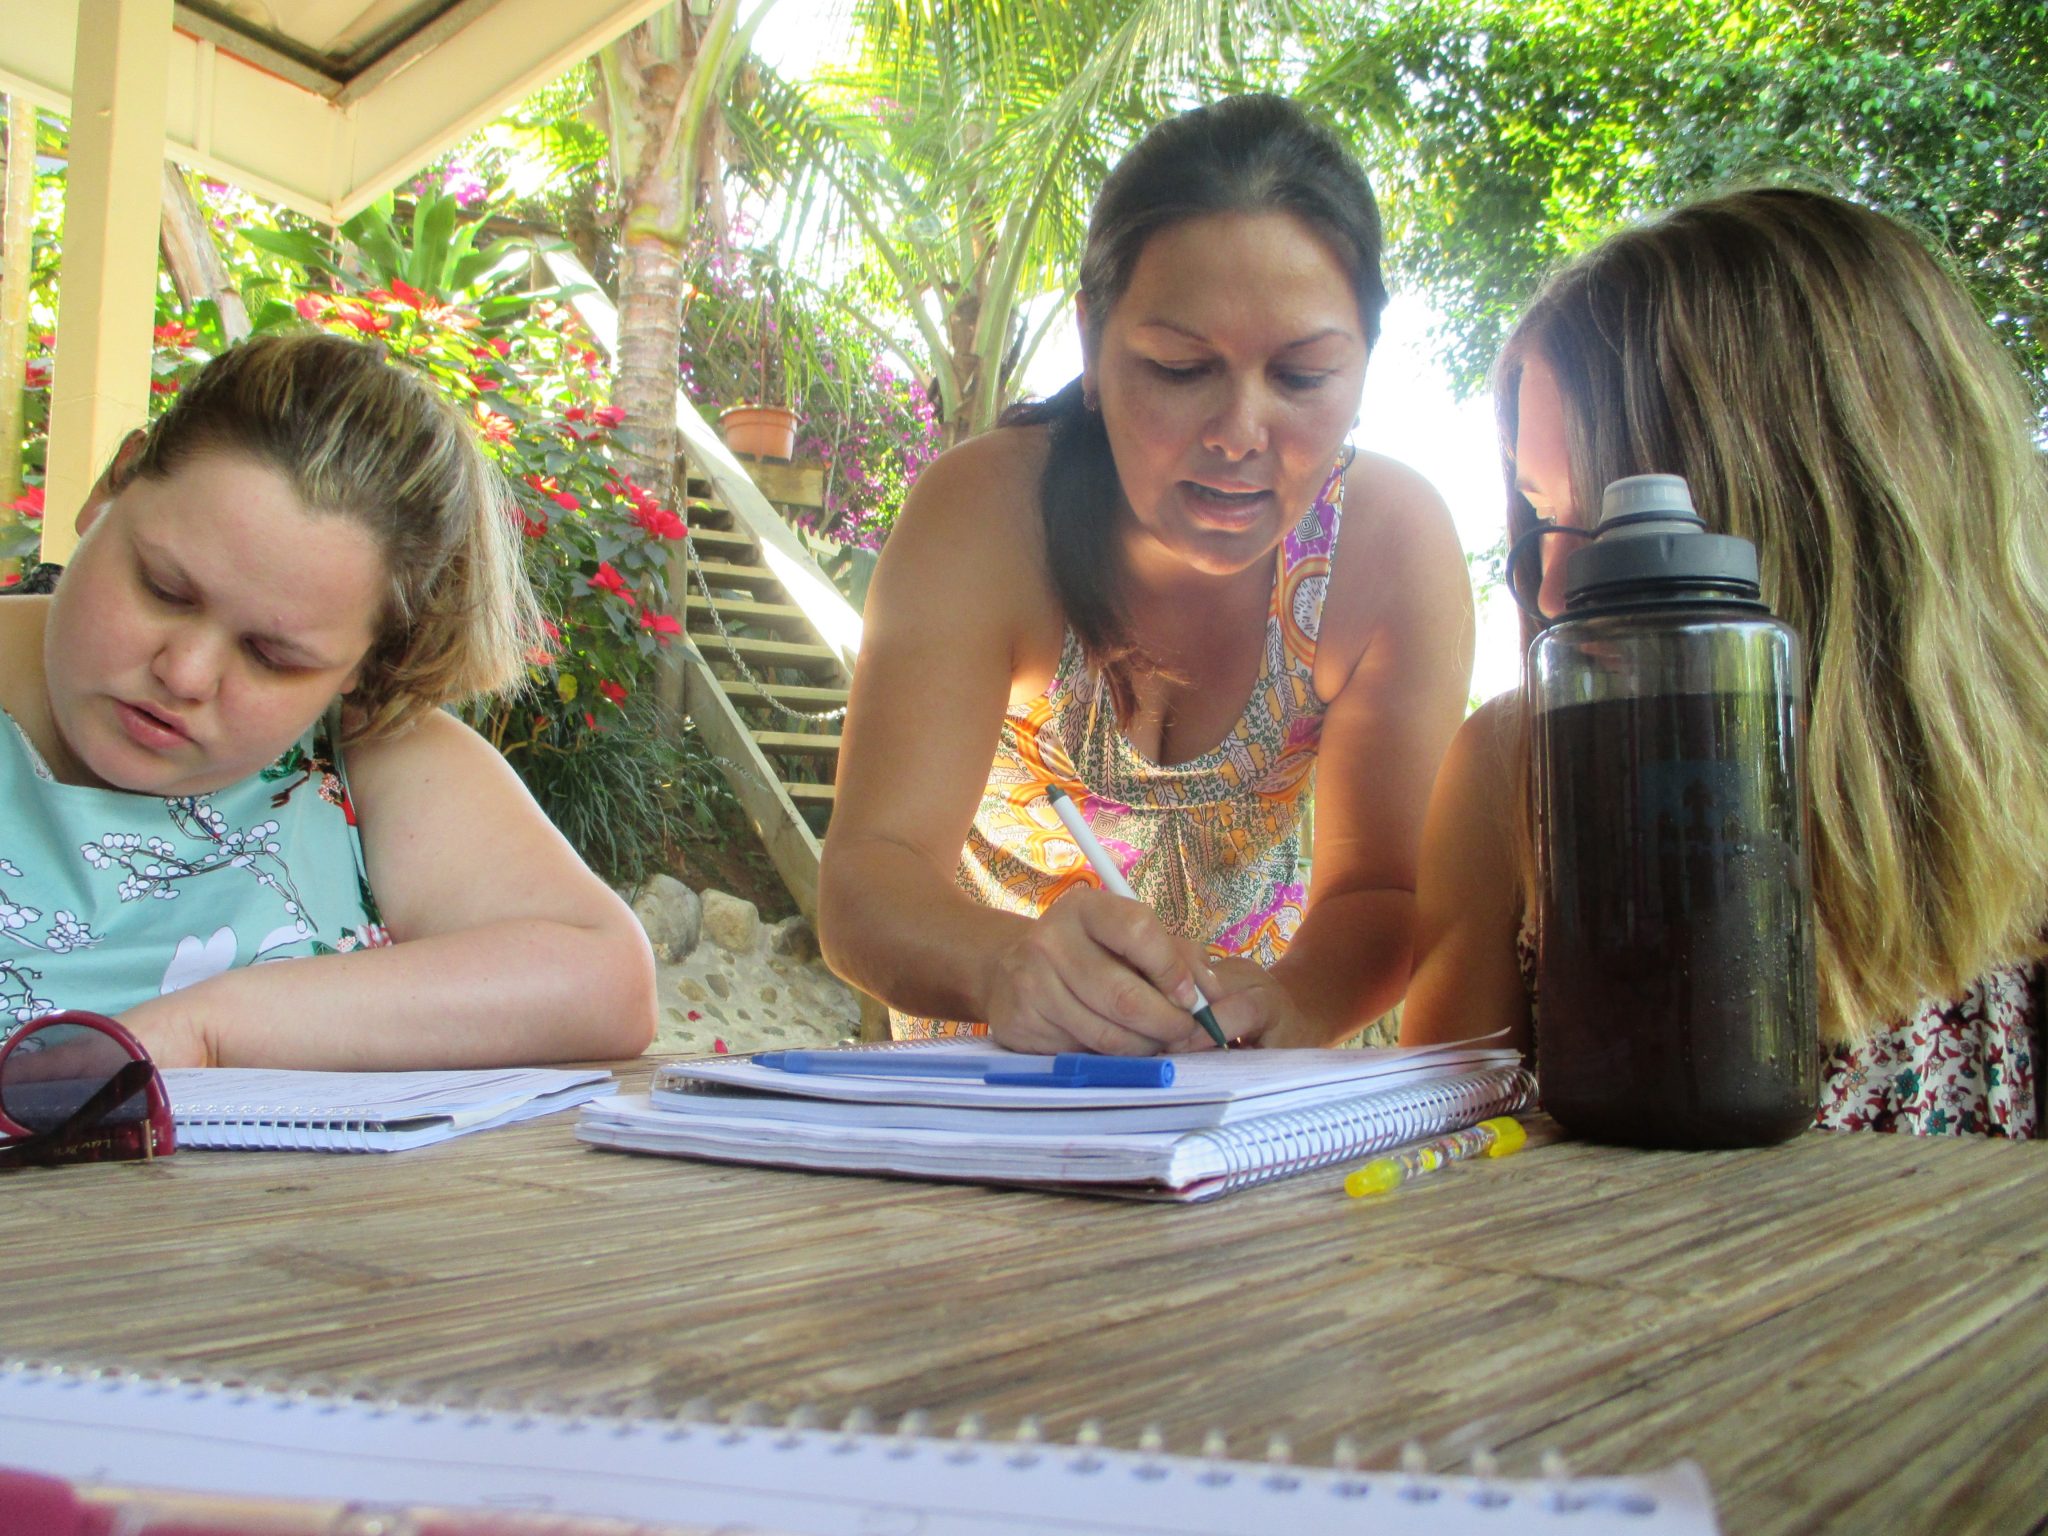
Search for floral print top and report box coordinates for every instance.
[0,706,387,1036]
[894,462,1349,1038]
[1514,922,2042,1137]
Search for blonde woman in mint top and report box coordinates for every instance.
[819,96,1474,1050]
[0,332,656,1066]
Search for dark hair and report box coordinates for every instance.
[117,331,539,739]
[1003,93,1388,715]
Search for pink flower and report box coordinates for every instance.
[587,562,637,607]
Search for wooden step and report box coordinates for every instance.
[784,782,837,804]
[690,559,784,589]
[722,681,850,708]
[688,631,839,668]
[685,526,755,554]
[755,731,843,755]
[684,594,807,625]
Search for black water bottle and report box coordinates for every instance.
[1530,474,1817,1148]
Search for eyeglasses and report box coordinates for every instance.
[0,1011,175,1168]
[1505,516,1596,625]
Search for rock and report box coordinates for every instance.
[631,875,701,962]
[706,972,730,1000]
[675,976,706,1003]
[758,984,778,1005]
[701,889,762,954]
[765,915,818,962]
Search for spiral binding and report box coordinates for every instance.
[2,1355,1675,1522]
[1190,1065,1538,1194]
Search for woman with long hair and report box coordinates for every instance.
[820,95,1474,1050]
[1403,187,2048,1133]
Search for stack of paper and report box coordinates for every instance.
[165,1067,616,1152]
[578,1041,1532,1200]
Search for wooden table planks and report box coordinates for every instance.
[5,1058,2046,1535]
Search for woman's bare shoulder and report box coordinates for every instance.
[869,425,1055,629]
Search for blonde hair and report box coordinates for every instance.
[1496,186,2048,1043]
[121,331,539,739]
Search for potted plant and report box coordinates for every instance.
[711,260,803,460]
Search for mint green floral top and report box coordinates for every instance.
[0,707,387,1036]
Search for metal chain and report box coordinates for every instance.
[681,526,850,726]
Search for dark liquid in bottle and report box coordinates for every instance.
[1535,691,1817,1147]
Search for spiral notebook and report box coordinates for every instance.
[576,1041,1535,1201]
[162,1067,616,1152]
[0,1361,1720,1535]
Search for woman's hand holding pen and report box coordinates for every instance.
[984,888,1223,1056]
[1193,957,1317,1049]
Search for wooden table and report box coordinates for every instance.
[6,1058,2046,1535]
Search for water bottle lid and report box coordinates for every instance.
[1564,474,1761,610]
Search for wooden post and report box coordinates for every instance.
[1,96,35,510]
[42,0,174,564]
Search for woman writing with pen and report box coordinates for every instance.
[818,95,1473,1052]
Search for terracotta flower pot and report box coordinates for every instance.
[718,404,800,461]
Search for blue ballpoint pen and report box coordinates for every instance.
[1045,785,1231,1050]
[752,1049,1174,1089]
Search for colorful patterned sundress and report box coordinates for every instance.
[894,463,1348,1038]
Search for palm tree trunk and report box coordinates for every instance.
[158,163,250,341]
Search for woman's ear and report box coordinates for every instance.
[74,428,146,536]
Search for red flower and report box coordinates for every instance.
[550,491,580,512]
[598,679,629,706]
[519,511,549,540]
[686,1010,702,1021]
[1,572,17,588]
[150,378,180,395]
[388,278,430,311]
[468,371,500,393]
[583,710,597,730]
[472,403,513,444]
[541,618,562,640]
[293,295,329,321]
[332,299,390,335]
[593,405,627,429]
[525,643,557,666]
[639,611,682,643]
[632,503,687,541]
[23,360,49,389]
[153,322,198,346]
[712,1038,728,1054]
[587,562,637,607]
[564,406,587,423]
[10,488,43,521]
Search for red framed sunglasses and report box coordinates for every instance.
[0,1011,175,1168]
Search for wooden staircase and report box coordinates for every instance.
[541,250,863,937]
[674,460,850,865]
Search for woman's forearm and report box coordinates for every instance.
[1269,887,1416,1045]
[819,834,1034,1024]
[124,917,658,1069]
